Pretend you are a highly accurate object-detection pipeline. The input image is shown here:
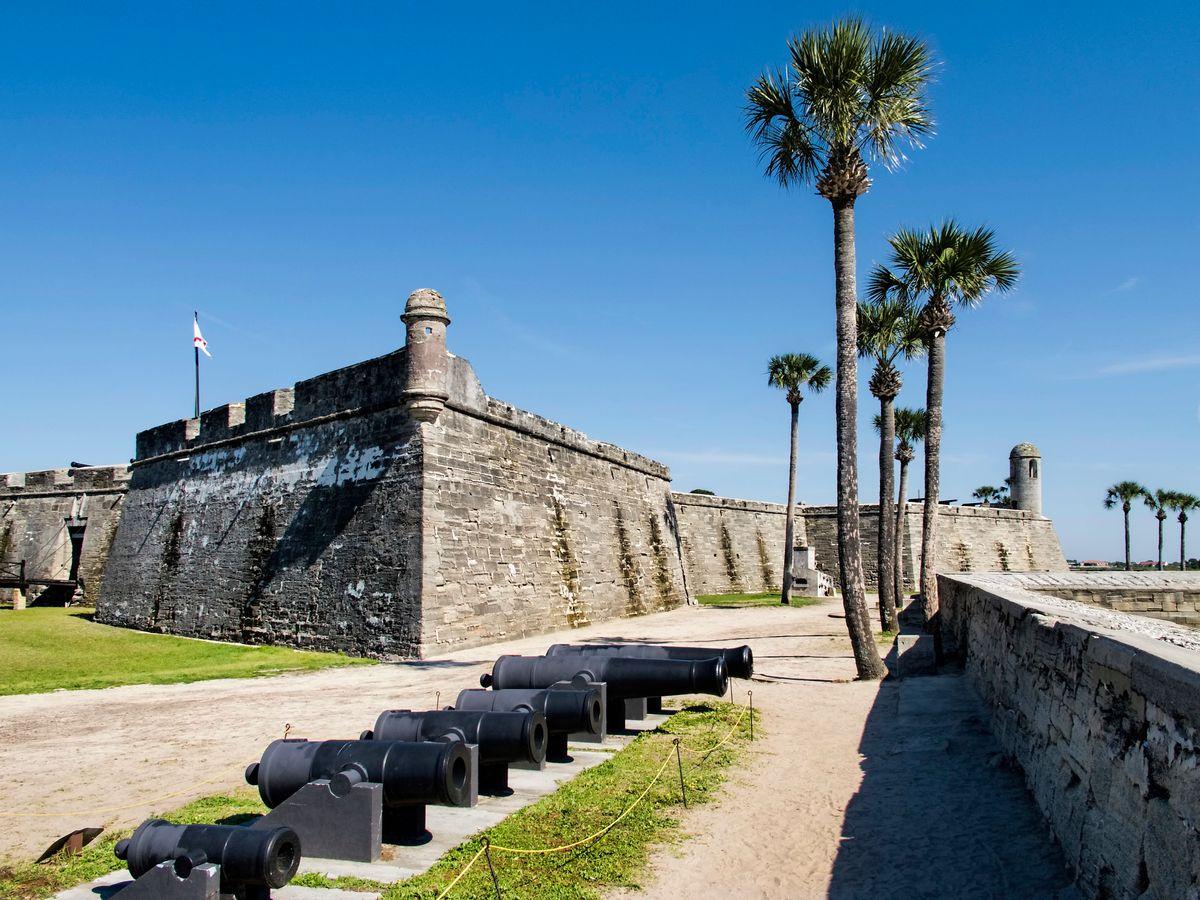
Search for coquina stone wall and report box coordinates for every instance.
[1,466,128,603]
[670,493,792,597]
[1000,571,1200,629]
[804,503,1068,591]
[418,359,687,653]
[98,353,427,656]
[940,572,1200,899]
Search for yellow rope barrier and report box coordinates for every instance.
[434,841,490,900]
[677,703,750,756]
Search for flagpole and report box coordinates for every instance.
[194,311,200,419]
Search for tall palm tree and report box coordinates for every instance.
[768,353,832,604]
[1168,492,1200,570]
[858,297,922,632]
[745,19,933,680]
[868,223,1019,631]
[891,407,925,604]
[1104,481,1148,571]
[1144,489,1174,571]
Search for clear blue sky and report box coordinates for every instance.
[2,2,1197,562]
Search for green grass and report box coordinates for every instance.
[0,606,375,696]
[389,700,755,899]
[0,790,268,900]
[696,591,821,608]
[1,703,755,900]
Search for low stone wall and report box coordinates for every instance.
[669,493,792,597]
[940,572,1200,899]
[997,571,1200,629]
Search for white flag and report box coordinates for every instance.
[193,318,212,357]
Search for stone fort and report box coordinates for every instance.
[1,290,1066,656]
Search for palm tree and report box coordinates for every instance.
[745,18,933,680]
[768,353,832,604]
[1144,489,1174,571]
[868,223,1019,631]
[858,297,922,632]
[891,407,925,603]
[1168,492,1200,570]
[1104,481,1148,571]
[972,486,1000,507]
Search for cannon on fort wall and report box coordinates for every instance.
[246,738,475,855]
[114,818,300,899]
[546,642,753,713]
[480,654,728,731]
[453,685,604,761]
[362,708,547,793]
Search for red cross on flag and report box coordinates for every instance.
[193,317,211,357]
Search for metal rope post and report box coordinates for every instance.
[483,838,502,898]
[673,738,687,807]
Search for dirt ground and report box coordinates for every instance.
[0,598,1073,897]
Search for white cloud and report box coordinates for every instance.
[1111,277,1140,293]
[1098,354,1200,375]
[655,449,833,466]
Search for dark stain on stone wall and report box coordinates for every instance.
[720,521,743,592]
[756,530,774,589]
[996,541,1011,572]
[152,508,185,628]
[551,497,587,628]
[648,512,674,607]
[241,500,278,640]
[614,503,644,616]
[955,541,972,572]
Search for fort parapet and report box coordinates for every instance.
[84,287,1070,656]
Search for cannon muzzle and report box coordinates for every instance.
[485,654,728,699]
[546,643,754,679]
[114,818,300,891]
[247,738,473,811]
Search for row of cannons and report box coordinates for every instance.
[112,642,754,899]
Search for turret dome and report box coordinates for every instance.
[1009,442,1040,459]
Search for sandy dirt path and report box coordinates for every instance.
[0,601,835,861]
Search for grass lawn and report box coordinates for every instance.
[1,701,755,900]
[696,591,821,608]
[0,606,375,696]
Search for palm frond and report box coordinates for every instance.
[860,30,935,168]
[1104,480,1148,509]
[744,70,822,187]
[893,406,926,444]
[767,352,832,398]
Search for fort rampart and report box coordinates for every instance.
[940,572,1200,899]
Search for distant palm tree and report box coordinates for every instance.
[1104,481,1148,571]
[868,223,1019,630]
[1144,489,1176,571]
[1168,492,1200,570]
[768,353,832,604]
[745,18,933,680]
[858,297,922,632]
[972,486,1000,507]
[891,407,925,603]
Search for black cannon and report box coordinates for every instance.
[480,654,728,730]
[362,709,547,793]
[453,686,604,761]
[246,738,473,846]
[115,818,299,899]
[546,643,754,679]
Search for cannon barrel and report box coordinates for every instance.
[114,818,300,890]
[362,709,547,766]
[546,643,754,679]
[245,739,472,810]
[452,687,603,738]
[481,654,728,699]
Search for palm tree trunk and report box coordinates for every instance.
[877,395,897,631]
[1182,515,1189,571]
[781,401,799,604]
[831,198,885,680]
[1158,516,1165,571]
[919,329,946,630]
[1123,506,1132,571]
[894,457,909,613]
